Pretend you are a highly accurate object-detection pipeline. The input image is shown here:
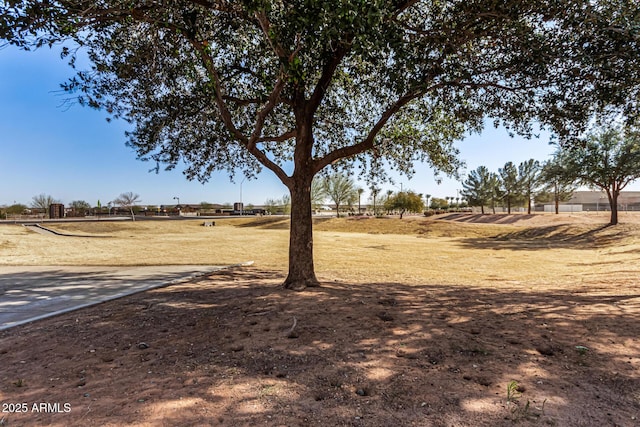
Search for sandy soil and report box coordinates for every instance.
[1,263,639,426]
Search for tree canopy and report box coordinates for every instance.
[3,0,639,289]
[461,166,493,214]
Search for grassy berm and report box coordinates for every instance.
[0,212,639,426]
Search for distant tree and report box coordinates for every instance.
[555,126,640,225]
[6,203,28,215]
[357,188,365,215]
[369,187,381,216]
[384,191,424,219]
[281,194,291,215]
[264,198,279,215]
[31,194,58,218]
[486,173,503,214]
[2,203,28,219]
[200,201,214,211]
[430,197,449,210]
[113,192,141,221]
[461,166,494,214]
[70,200,91,216]
[310,177,327,212]
[499,162,521,214]
[323,174,357,218]
[539,158,576,214]
[517,159,542,214]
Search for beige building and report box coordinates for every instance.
[542,191,640,212]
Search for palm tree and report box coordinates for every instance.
[357,188,364,215]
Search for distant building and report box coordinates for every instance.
[539,191,640,212]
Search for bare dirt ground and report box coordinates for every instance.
[1,213,639,426]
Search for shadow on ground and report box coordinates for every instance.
[1,268,638,426]
[438,213,539,224]
[458,223,632,251]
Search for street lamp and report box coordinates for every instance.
[240,177,246,215]
[173,196,180,216]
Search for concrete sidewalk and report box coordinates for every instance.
[0,265,249,331]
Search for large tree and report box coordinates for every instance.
[555,126,640,225]
[3,1,638,289]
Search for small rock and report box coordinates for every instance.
[138,342,149,349]
[376,312,394,322]
[356,388,366,396]
[536,345,555,356]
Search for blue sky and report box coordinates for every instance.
[1,44,569,207]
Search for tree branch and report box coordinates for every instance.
[249,76,287,147]
[254,10,287,59]
[307,42,351,117]
[313,87,428,173]
[257,130,296,143]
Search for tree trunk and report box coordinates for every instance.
[283,175,320,290]
[608,189,619,225]
[555,196,559,215]
[481,205,485,214]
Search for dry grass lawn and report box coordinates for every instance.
[2,212,640,289]
[1,212,639,426]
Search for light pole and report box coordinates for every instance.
[240,177,246,216]
[173,197,180,215]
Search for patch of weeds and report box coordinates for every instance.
[506,380,547,422]
[12,378,25,387]
[258,383,279,398]
[507,380,522,404]
[575,345,589,356]
[575,345,590,365]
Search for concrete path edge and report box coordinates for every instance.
[0,261,254,332]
